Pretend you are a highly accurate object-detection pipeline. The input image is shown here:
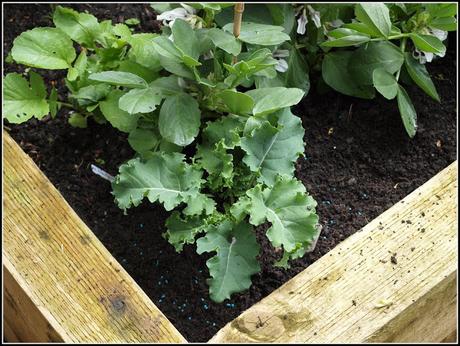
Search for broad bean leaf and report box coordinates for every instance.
[241,108,304,186]
[112,152,203,210]
[207,28,242,56]
[164,212,208,252]
[11,27,76,69]
[172,19,200,59]
[396,85,417,138]
[196,220,260,303]
[3,72,49,123]
[245,87,304,116]
[355,3,392,38]
[149,76,183,96]
[322,51,375,99]
[53,6,101,48]
[127,128,159,153]
[246,175,319,253]
[372,68,398,100]
[159,93,201,146]
[217,90,254,114]
[99,90,140,132]
[322,28,371,47]
[429,17,457,32]
[89,71,148,88]
[118,60,159,83]
[409,33,446,55]
[223,22,290,46]
[119,87,163,114]
[404,53,440,102]
[348,41,404,85]
[127,33,162,71]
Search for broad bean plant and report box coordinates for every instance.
[3,4,320,302]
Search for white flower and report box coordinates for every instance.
[156,4,197,28]
[307,5,321,28]
[297,8,308,35]
[430,28,448,41]
[330,19,344,29]
[273,49,289,73]
[275,59,289,73]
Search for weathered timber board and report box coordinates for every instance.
[210,161,458,343]
[3,131,186,343]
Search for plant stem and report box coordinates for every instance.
[396,37,407,81]
[232,3,245,64]
[370,33,410,42]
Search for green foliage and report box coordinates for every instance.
[317,2,456,137]
[8,2,455,302]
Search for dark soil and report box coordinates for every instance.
[3,4,457,342]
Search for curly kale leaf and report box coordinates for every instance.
[196,219,260,302]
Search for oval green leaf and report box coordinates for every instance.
[11,27,76,69]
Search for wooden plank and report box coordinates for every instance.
[2,131,186,343]
[210,161,458,343]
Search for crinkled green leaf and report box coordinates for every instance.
[164,212,208,252]
[202,115,244,149]
[183,192,216,216]
[196,140,234,190]
[245,87,304,116]
[223,22,290,46]
[241,109,304,186]
[112,152,203,211]
[246,175,319,254]
[372,68,398,100]
[119,87,163,114]
[99,90,140,132]
[89,71,148,88]
[3,72,49,123]
[396,85,417,138]
[53,6,101,48]
[11,27,76,69]
[196,219,260,302]
[159,93,201,146]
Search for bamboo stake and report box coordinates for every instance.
[232,3,245,64]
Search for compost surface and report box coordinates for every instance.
[4,4,457,342]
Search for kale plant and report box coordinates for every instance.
[3,4,320,302]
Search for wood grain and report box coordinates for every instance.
[210,161,458,343]
[3,132,186,343]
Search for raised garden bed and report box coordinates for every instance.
[3,3,458,343]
